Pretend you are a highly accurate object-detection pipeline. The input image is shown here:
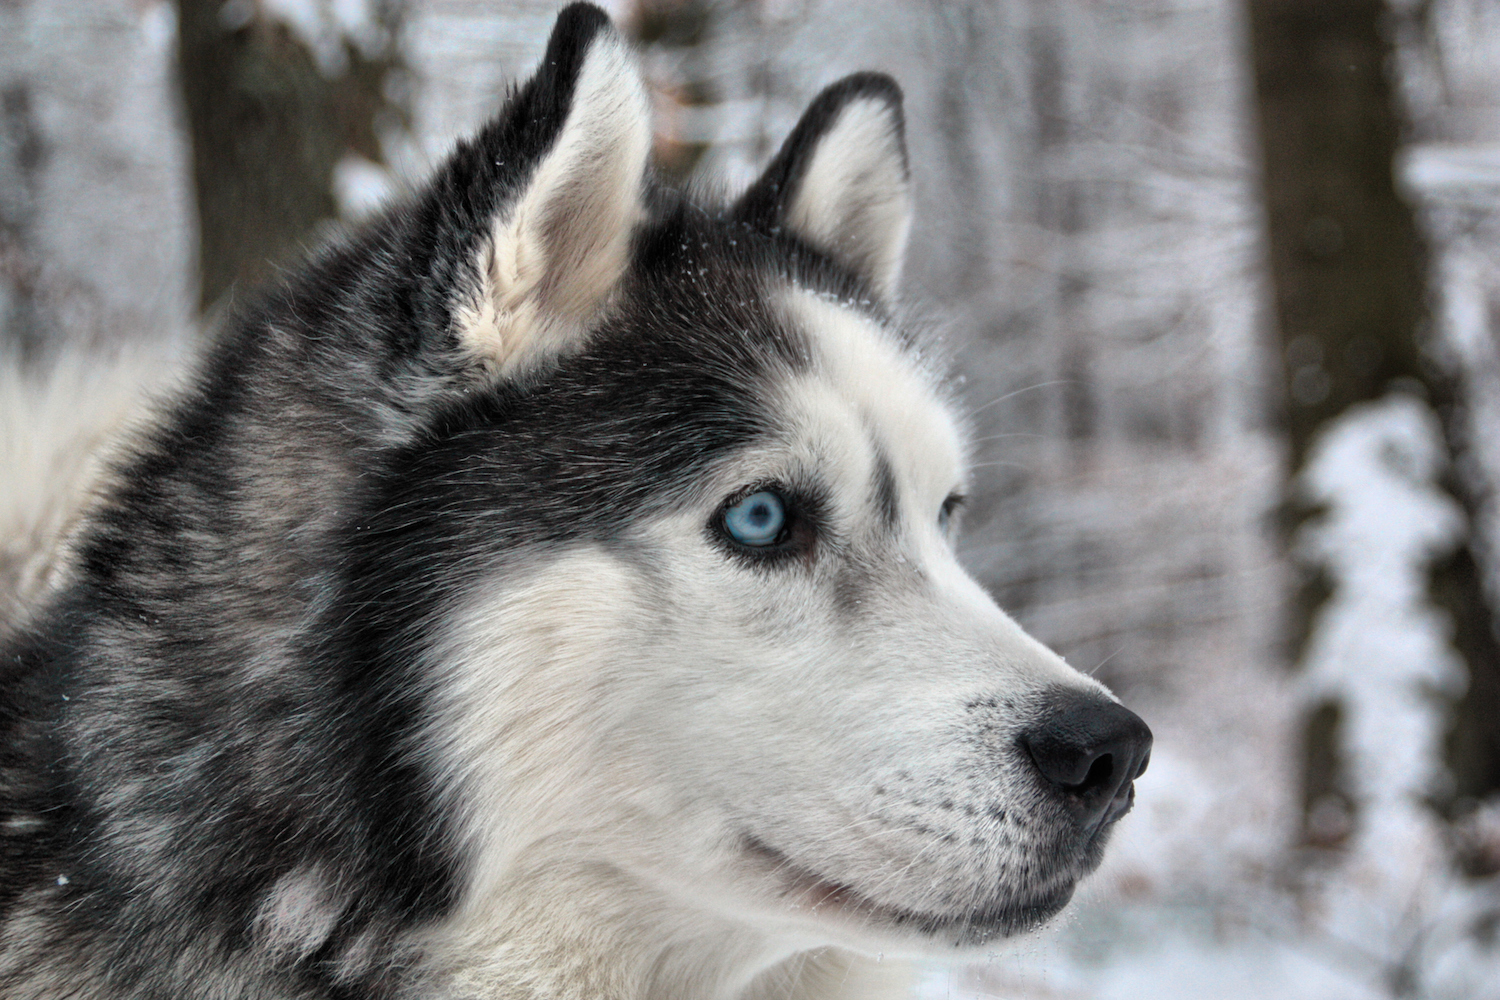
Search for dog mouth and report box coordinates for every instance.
[1097,780,1136,830]
[741,836,1078,947]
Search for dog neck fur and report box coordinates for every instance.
[453,29,650,376]
[416,547,919,1000]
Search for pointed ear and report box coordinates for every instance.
[453,3,650,375]
[733,74,911,302]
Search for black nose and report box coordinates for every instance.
[1020,689,1153,832]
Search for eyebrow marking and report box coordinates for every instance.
[871,443,900,529]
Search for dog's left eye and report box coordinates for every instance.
[939,492,965,531]
[723,491,787,546]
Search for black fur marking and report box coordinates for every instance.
[872,446,901,529]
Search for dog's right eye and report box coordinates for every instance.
[722,491,787,547]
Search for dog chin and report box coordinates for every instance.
[741,836,1084,950]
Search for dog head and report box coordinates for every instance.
[309,1,1150,969]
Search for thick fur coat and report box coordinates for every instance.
[0,6,1150,998]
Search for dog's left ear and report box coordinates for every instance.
[451,3,650,375]
[733,73,911,302]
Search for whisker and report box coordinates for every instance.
[965,460,1032,473]
[965,379,1074,417]
[1088,647,1125,677]
[966,432,1047,446]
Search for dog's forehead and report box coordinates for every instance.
[777,288,963,499]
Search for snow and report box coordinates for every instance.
[1292,397,1470,988]
[261,0,390,76]
[1298,396,1464,807]
[1400,144,1500,196]
[332,153,394,220]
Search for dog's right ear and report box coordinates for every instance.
[442,3,650,376]
[733,74,911,303]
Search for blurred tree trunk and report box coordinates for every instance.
[0,82,48,359]
[1246,0,1500,841]
[173,0,403,311]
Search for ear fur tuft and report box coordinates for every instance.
[734,73,911,302]
[453,4,650,375]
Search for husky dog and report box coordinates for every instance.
[0,5,1150,998]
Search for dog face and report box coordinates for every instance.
[595,297,1125,951]
[333,3,1151,970]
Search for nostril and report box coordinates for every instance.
[1075,753,1113,794]
[1023,732,1115,792]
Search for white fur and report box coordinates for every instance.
[418,289,1107,999]
[254,866,347,963]
[784,99,912,302]
[453,31,651,375]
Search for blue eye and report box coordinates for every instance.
[723,490,787,547]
